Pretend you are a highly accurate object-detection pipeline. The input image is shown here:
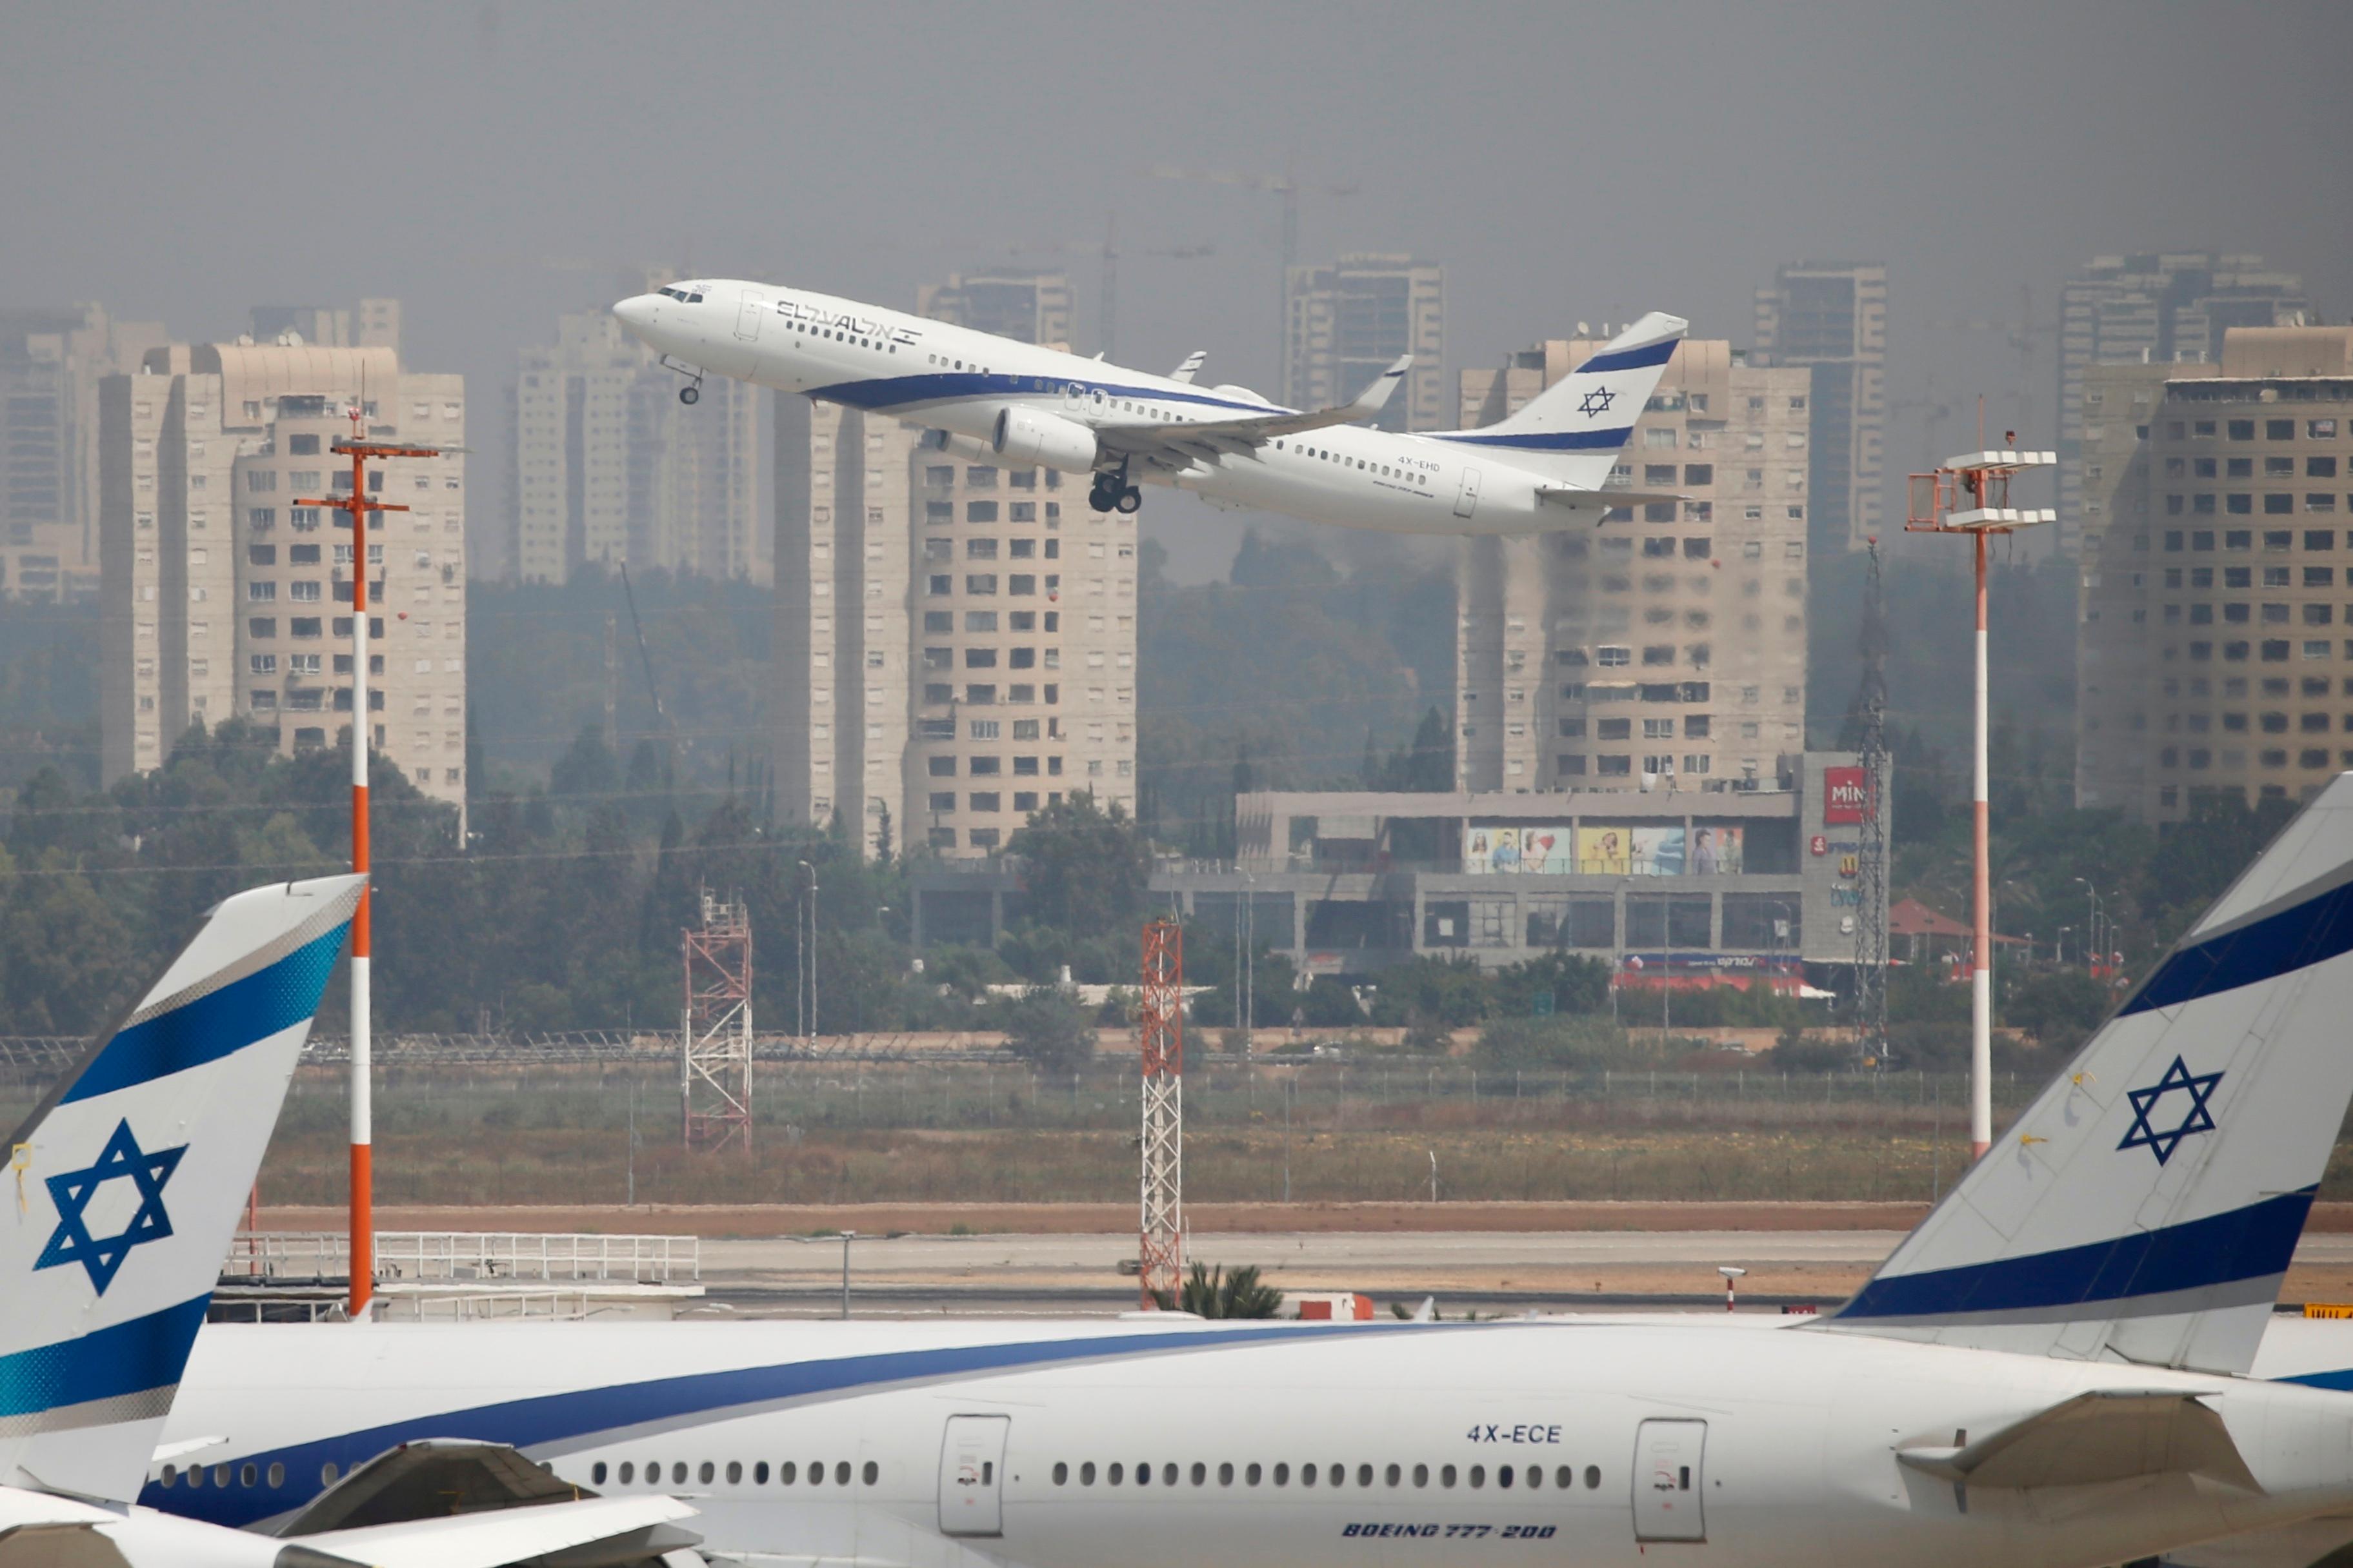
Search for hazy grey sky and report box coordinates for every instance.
[6,3,2347,578]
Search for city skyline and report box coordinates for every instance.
[6,6,2343,583]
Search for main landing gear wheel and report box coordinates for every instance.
[679,384,701,405]
[1114,486,1143,514]
[1088,473,1121,513]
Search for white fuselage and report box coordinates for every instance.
[153,1315,2353,1568]
[615,281,1583,535]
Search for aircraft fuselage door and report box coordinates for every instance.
[1632,1418,1707,1542]
[734,288,765,343]
[1454,466,1481,520]
[937,1413,1010,1537]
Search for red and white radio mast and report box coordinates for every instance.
[293,407,443,1319]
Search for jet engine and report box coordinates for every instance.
[923,428,997,466]
[992,406,1101,473]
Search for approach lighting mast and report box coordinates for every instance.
[292,410,442,1320]
[1907,433,2055,1158]
[1139,919,1185,1306]
[682,886,756,1153]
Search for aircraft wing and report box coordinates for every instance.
[1536,485,1688,513]
[286,1494,700,1568]
[1096,354,1411,464]
[1895,1390,2258,1491]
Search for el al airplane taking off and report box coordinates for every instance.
[0,876,700,1567]
[610,279,1690,534]
[135,774,2353,1568]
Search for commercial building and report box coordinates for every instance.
[916,272,1075,352]
[1,305,167,602]
[2059,253,2307,557]
[910,753,1879,984]
[772,275,1137,855]
[2074,326,2353,820]
[1454,336,1813,793]
[1752,262,1887,557]
[99,339,468,804]
[1283,255,1445,432]
[512,297,764,586]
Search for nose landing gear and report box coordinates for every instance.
[679,383,700,405]
[659,354,705,406]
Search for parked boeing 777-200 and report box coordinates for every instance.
[144,774,2353,1568]
[610,279,1688,535]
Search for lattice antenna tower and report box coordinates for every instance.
[681,886,754,1153]
[1852,538,1892,1066]
[1137,919,1184,1306]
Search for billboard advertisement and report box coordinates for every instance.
[1690,825,1744,875]
[1823,765,1868,825]
[1576,826,1630,875]
[1630,826,1686,877]
[1463,826,1576,873]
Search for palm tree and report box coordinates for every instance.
[1156,1261,1284,1318]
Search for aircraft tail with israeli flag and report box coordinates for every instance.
[1821,774,2353,1374]
[1432,311,1688,489]
[1,874,361,1503]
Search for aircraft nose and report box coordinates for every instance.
[613,294,659,334]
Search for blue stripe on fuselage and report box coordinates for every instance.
[807,371,1288,420]
[143,1322,1457,1529]
[2119,874,2353,1016]
[65,924,349,1102]
[1832,1186,2316,1321]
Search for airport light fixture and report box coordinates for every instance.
[1906,437,2056,1160]
[293,409,443,1320]
[1718,1265,1747,1313]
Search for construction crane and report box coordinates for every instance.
[1147,164,1359,359]
[1005,214,1216,361]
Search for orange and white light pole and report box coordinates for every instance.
[294,409,440,1318]
[1907,438,2054,1158]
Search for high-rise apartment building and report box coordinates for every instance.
[1752,261,1887,557]
[99,342,468,804]
[1284,255,1445,432]
[1,306,167,602]
[512,303,764,585]
[2075,326,2353,821]
[1455,337,1812,793]
[772,276,1136,856]
[2059,253,2307,558]
[915,272,1075,352]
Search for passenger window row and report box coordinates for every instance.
[596,1458,879,1489]
[1048,1459,1605,1492]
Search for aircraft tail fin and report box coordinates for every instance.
[0,875,363,1502]
[1819,775,2353,1373]
[1434,312,1687,487]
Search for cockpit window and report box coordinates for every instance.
[657,286,705,303]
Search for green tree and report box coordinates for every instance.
[999,990,1099,1074]
[1157,1260,1284,1318]
[1007,791,1150,933]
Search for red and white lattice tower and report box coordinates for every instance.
[681,887,755,1153]
[1138,919,1184,1306]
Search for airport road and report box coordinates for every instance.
[683,1230,2353,1318]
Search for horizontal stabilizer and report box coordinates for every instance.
[1537,486,1688,510]
[1897,1389,2259,1493]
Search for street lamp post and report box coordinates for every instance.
[799,860,817,1049]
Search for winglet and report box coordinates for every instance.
[1170,350,1207,384]
[1341,355,1412,422]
